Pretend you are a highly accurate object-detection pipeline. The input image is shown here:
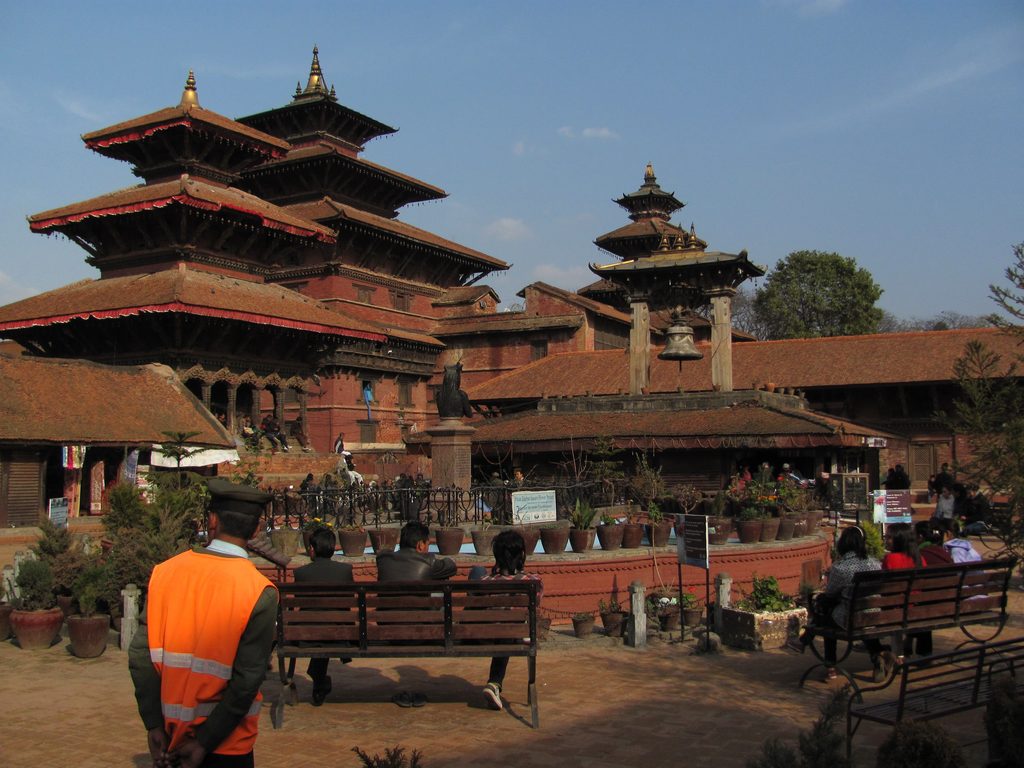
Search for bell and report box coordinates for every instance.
[659,323,703,361]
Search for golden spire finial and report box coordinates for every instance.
[644,162,656,185]
[304,44,327,95]
[179,70,199,109]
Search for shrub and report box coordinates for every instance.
[746,688,848,768]
[352,746,424,768]
[861,520,886,562]
[737,575,795,613]
[73,560,110,617]
[15,559,56,611]
[31,517,71,563]
[876,720,966,768]
[985,675,1024,768]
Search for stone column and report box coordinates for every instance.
[626,581,647,648]
[425,419,476,491]
[628,300,650,396]
[274,389,285,423]
[226,384,238,433]
[709,289,736,393]
[200,382,212,410]
[250,389,261,425]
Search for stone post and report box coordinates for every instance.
[709,289,735,393]
[715,572,732,633]
[2,564,15,601]
[425,419,476,491]
[121,583,141,652]
[628,300,650,396]
[626,580,647,648]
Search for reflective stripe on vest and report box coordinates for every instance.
[147,549,273,755]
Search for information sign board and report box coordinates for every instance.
[872,490,913,525]
[48,497,69,528]
[677,513,709,569]
[511,490,557,525]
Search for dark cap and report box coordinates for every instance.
[207,478,272,517]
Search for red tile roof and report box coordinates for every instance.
[471,401,888,450]
[29,176,335,243]
[82,104,289,155]
[518,282,632,326]
[432,286,499,307]
[469,327,1019,401]
[434,313,583,336]
[0,354,234,447]
[287,197,508,270]
[0,267,387,342]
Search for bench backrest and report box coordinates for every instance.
[275,580,539,653]
[847,557,1016,634]
[894,636,1024,719]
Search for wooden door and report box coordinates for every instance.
[910,444,935,488]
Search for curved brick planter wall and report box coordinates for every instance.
[342,532,832,624]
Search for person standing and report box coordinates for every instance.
[129,479,278,768]
[934,485,956,520]
[293,526,353,706]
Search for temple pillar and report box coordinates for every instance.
[629,300,650,396]
[250,390,261,425]
[298,390,308,423]
[274,389,285,423]
[200,382,212,410]
[709,290,735,393]
[226,384,238,432]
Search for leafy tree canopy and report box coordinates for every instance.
[752,250,883,340]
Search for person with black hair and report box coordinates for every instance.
[882,523,922,570]
[916,519,953,567]
[129,479,277,768]
[808,526,891,682]
[375,521,457,582]
[479,530,543,711]
[293,527,353,706]
[939,518,983,563]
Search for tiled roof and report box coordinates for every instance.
[469,327,1019,401]
[517,282,632,325]
[287,197,508,270]
[82,104,289,154]
[434,313,583,337]
[29,176,335,243]
[432,286,499,307]
[471,401,886,450]
[0,267,387,342]
[0,354,233,447]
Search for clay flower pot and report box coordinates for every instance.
[568,528,595,553]
[0,603,13,640]
[683,607,704,627]
[67,614,110,658]
[735,519,763,544]
[776,517,797,541]
[338,529,368,557]
[659,611,681,632]
[596,524,623,551]
[646,520,674,547]
[269,528,302,559]
[10,608,64,650]
[514,527,541,554]
[471,527,498,556]
[368,528,399,554]
[600,610,626,637]
[707,516,732,545]
[759,517,781,542]
[572,615,595,638]
[434,527,464,555]
[539,527,569,555]
[620,523,644,549]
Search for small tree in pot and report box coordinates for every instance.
[68,559,111,658]
[568,498,597,552]
[10,559,63,650]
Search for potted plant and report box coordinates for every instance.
[368,525,399,554]
[571,611,595,638]
[599,598,626,637]
[470,513,498,555]
[646,587,681,632]
[513,525,541,555]
[338,523,368,557]
[734,506,764,544]
[705,491,733,545]
[9,559,63,650]
[644,501,675,547]
[433,525,464,556]
[568,499,597,553]
[595,513,623,551]
[720,574,807,651]
[759,509,781,542]
[620,510,644,549]
[67,560,111,658]
[301,516,334,551]
[269,525,302,559]
[681,590,703,628]
[539,522,569,554]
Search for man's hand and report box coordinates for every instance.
[146,727,171,766]
[169,737,207,768]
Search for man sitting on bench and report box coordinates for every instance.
[293,527,353,706]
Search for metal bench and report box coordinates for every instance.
[272,580,540,727]
[800,557,1017,694]
[847,635,1024,758]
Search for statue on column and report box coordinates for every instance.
[435,362,472,419]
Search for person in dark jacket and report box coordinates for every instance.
[376,521,457,582]
[292,527,353,706]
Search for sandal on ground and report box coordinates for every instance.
[391,691,414,708]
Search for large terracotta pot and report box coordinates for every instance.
[600,611,626,637]
[368,527,399,554]
[776,517,797,541]
[708,516,732,545]
[514,527,541,554]
[10,608,63,650]
[735,519,763,544]
[646,520,675,547]
[572,615,595,638]
[56,594,75,618]
[471,528,498,556]
[659,611,681,632]
[792,513,809,538]
[434,527,464,556]
[683,607,704,628]
[67,614,109,658]
[596,524,623,551]
[0,603,13,640]
[338,529,368,557]
[620,523,644,549]
[269,528,302,559]
[806,509,824,531]
[539,527,569,555]
[760,517,781,542]
[568,528,595,553]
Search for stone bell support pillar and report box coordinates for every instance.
[629,300,651,396]
[709,290,735,393]
[425,419,476,491]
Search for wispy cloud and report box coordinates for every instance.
[53,91,106,123]
[557,126,619,140]
[533,263,592,288]
[485,217,531,241]
[512,140,527,156]
[764,0,849,17]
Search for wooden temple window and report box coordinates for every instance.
[531,339,548,361]
[389,290,412,312]
[356,286,374,304]
[397,379,413,408]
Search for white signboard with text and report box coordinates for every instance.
[48,497,69,528]
[511,490,557,525]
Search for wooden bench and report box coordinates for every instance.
[272,580,540,727]
[846,635,1024,759]
[800,557,1017,694]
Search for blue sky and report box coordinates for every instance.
[1,1,1021,320]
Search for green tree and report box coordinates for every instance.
[753,250,883,339]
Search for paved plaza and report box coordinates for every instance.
[3,593,1021,768]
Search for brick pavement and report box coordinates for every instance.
[2,593,1020,768]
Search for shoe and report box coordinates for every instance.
[822,667,838,682]
[391,691,414,708]
[311,675,332,707]
[411,692,427,708]
[872,652,895,683]
[483,682,503,711]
